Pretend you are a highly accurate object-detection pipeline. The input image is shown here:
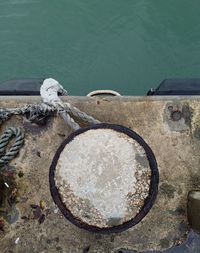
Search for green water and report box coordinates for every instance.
[0,0,200,95]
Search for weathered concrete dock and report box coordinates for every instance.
[0,96,200,253]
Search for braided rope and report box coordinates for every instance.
[0,108,12,124]
[64,103,101,125]
[0,101,100,131]
[0,79,101,131]
[0,127,24,168]
[59,110,80,130]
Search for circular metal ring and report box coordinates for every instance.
[49,123,159,233]
[87,90,121,97]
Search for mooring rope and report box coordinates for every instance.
[64,103,100,125]
[59,109,80,130]
[0,78,101,131]
[0,104,55,125]
[0,78,101,170]
[40,78,101,130]
[0,127,24,169]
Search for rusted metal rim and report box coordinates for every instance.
[49,123,159,233]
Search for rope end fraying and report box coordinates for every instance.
[40,78,101,130]
[40,78,68,106]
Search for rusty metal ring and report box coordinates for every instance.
[49,123,159,233]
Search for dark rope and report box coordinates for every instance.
[0,127,24,169]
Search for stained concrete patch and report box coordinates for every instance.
[160,238,170,249]
[119,231,200,253]
[135,154,149,168]
[23,116,53,135]
[168,207,185,216]
[160,183,176,199]
[164,102,193,132]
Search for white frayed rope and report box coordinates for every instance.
[40,78,100,130]
[40,78,67,108]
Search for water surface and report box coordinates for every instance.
[0,0,200,95]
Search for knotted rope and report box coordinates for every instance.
[0,127,24,170]
[0,78,100,170]
[40,78,100,130]
[0,78,101,131]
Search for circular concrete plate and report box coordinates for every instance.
[49,123,159,233]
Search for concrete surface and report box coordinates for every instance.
[0,96,200,253]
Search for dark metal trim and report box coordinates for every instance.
[49,123,159,233]
[0,91,41,96]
